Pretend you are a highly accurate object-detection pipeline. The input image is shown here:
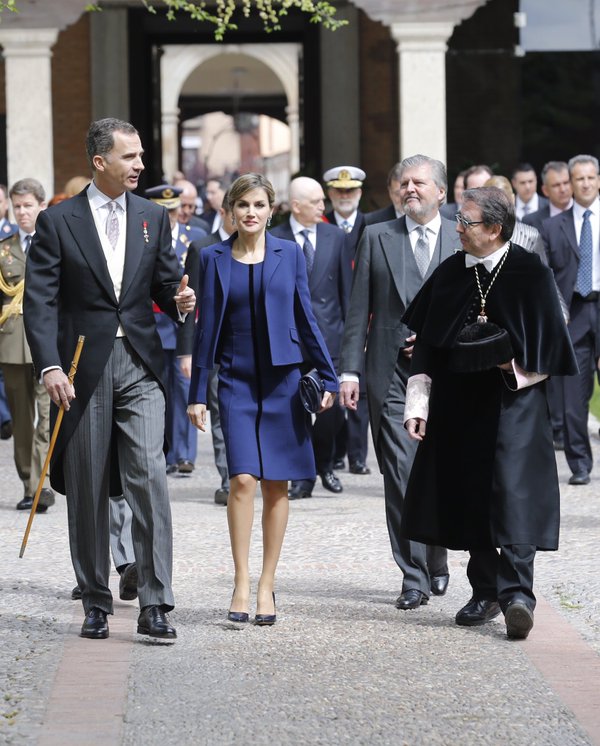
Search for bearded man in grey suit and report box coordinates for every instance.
[340,154,460,610]
[23,118,196,641]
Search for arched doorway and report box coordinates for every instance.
[161,43,301,198]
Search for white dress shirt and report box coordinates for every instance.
[573,196,600,292]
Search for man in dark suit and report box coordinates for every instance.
[541,154,600,486]
[340,154,460,610]
[179,194,235,505]
[364,163,403,226]
[323,165,370,475]
[522,160,572,233]
[271,176,352,498]
[523,160,573,448]
[23,118,196,641]
[512,162,549,220]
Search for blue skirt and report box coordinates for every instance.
[218,260,315,481]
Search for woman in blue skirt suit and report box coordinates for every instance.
[187,173,338,624]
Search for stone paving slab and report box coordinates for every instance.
[0,421,599,745]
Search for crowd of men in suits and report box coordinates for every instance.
[2,118,598,641]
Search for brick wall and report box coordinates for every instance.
[51,13,92,196]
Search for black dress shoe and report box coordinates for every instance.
[71,585,82,600]
[39,488,55,507]
[119,563,138,600]
[504,601,533,640]
[320,471,343,493]
[455,597,501,626]
[214,487,229,505]
[137,605,177,641]
[166,463,178,475]
[81,607,109,639]
[177,459,194,474]
[395,589,428,610]
[288,484,312,500]
[333,458,345,470]
[349,461,371,475]
[16,496,47,513]
[0,420,12,439]
[568,471,590,485]
[430,574,449,596]
[255,592,276,626]
[505,601,534,640]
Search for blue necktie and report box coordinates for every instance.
[576,209,593,297]
[300,229,314,276]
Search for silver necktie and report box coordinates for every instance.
[414,226,430,278]
[106,201,119,249]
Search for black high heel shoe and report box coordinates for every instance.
[227,590,249,623]
[255,592,276,626]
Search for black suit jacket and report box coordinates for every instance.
[364,204,397,226]
[178,230,222,356]
[522,204,551,234]
[270,220,352,364]
[23,187,182,490]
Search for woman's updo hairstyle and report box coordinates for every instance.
[227,173,276,210]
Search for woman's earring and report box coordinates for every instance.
[267,215,272,227]
[231,216,236,226]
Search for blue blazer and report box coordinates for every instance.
[189,232,338,404]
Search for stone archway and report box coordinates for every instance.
[160,43,301,182]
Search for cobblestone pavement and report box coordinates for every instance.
[0,417,598,745]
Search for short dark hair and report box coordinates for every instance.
[464,164,493,188]
[462,186,515,241]
[511,162,536,178]
[85,118,138,169]
[9,178,46,204]
[227,173,275,209]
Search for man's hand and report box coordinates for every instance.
[318,390,336,413]
[405,417,426,441]
[187,402,207,431]
[174,274,196,315]
[402,333,416,359]
[339,381,359,410]
[179,355,192,379]
[44,369,75,411]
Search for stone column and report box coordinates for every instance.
[390,22,454,164]
[286,104,300,175]
[0,28,59,196]
[161,108,181,183]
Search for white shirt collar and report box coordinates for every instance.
[333,210,357,228]
[464,242,510,271]
[290,215,316,237]
[573,196,599,220]
[405,213,441,236]
[87,180,127,212]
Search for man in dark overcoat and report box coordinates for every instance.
[402,186,577,639]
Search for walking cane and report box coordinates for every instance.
[19,335,85,558]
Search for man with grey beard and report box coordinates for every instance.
[339,154,460,610]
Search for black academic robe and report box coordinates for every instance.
[400,245,578,551]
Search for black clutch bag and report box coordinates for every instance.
[449,321,513,373]
[298,369,324,413]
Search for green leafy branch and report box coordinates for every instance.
[139,0,346,41]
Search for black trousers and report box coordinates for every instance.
[466,545,536,612]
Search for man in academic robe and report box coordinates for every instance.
[402,186,577,640]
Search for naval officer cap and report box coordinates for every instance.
[323,166,366,189]
[144,184,182,209]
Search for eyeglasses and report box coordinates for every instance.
[455,213,484,229]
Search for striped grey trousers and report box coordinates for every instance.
[64,338,174,614]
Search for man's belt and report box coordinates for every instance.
[573,291,599,302]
